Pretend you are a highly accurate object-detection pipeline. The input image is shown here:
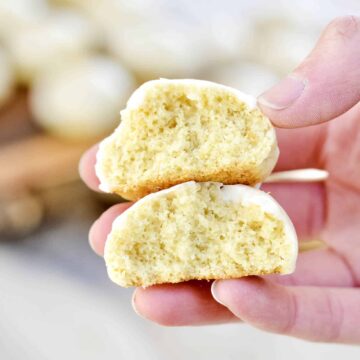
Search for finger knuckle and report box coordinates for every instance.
[322,291,344,342]
[327,15,360,40]
[280,291,298,334]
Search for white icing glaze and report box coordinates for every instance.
[95,131,117,193]
[106,181,298,272]
[265,168,329,183]
[126,78,257,110]
[257,130,280,180]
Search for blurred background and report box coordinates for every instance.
[0,0,360,358]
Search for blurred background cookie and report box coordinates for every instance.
[7,9,100,84]
[30,55,136,141]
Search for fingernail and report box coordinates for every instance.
[88,220,102,257]
[257,76,307,110]
[131,289,146,319]
[211,280,227,306]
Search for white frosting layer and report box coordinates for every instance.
[106,182,298,273]
[126,78,257,110]
[96,131,117,193]
[96,79,258,193]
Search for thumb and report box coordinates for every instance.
[257,15,360,128]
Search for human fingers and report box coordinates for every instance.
[87,201,234,327]
[131,247,355,327]
[274,125,327,171]
[212,277,360,343]
[132,281,237,326]
[89,203,132,256]
[269,249,355,287]
[258,16,360,128]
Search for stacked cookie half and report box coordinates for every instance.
[96,79,298,287]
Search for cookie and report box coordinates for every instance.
[104,182,297,287]
[96,79,279,200]
[30,56,135,140]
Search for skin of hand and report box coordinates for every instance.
[79,16,360,343]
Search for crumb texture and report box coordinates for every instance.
[97,80,278,200]
[105,183,295,287]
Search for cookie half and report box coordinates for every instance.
[96,79,279,200]
[105,182,297,287]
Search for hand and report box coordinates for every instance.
[79,16,360,344]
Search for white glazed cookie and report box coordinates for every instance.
[105,182,298,287]
[8,9,99,84]
[30,56,136,141]
[96,79,279,200]
[0,0,48,41]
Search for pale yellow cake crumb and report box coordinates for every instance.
[104,182,298,287]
